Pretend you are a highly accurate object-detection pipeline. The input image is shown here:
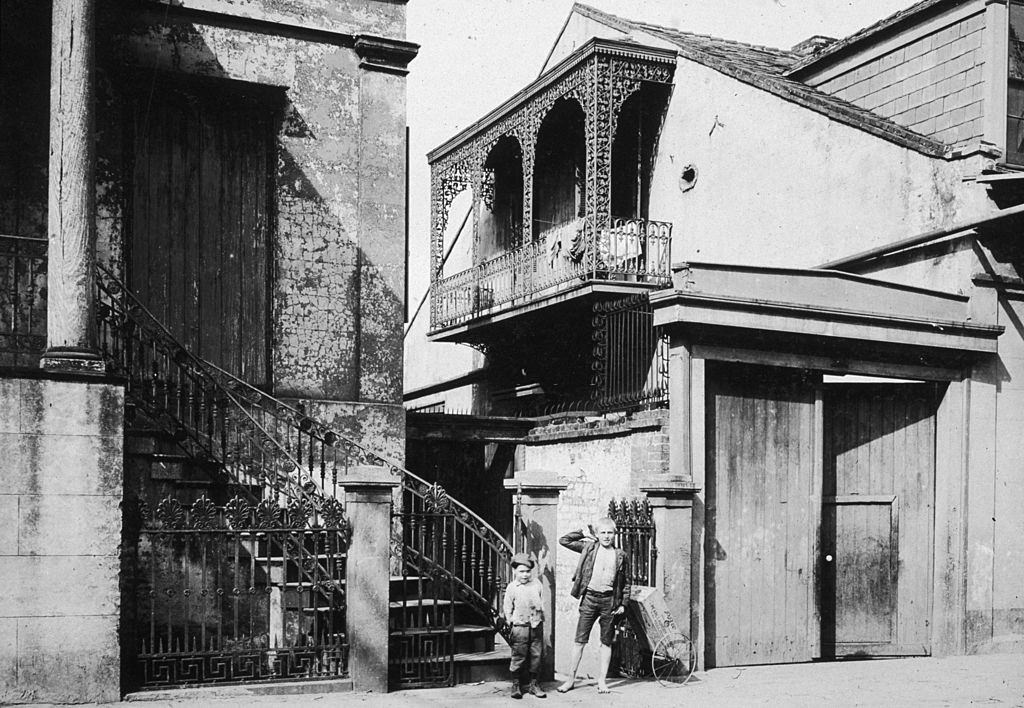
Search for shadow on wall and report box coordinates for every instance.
[105,11,404,403]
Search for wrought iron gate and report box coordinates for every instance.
[608,497,657,678]
[389,510,457,689]
[122,494,350,690]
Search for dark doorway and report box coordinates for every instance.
[129,79,278,385]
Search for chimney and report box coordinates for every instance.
[791,35,837,57]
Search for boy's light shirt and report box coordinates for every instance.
[503,577,544,628]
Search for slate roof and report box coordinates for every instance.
[573,3,947,158]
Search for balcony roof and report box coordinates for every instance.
[651,261,1002,355]
[426,37,676,165]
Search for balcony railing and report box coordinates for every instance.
[0,234,47,367]
[431,218,672,331]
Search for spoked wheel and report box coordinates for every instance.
[650,634,696,686]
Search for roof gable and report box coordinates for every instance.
[570,3,947,158]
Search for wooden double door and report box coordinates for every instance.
[705,364,937,667]
[129,81,276,385]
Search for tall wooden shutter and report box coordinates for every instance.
[131,82,274,385]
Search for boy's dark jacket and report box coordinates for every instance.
[559,530,631,610]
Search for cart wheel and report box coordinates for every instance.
[650,634,696,686]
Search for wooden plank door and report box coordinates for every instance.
[705,363,818,667]
[130,82,274,385]
[821,383,936,657]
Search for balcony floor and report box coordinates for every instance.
[427,278,667,344]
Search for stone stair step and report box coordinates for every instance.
[388,598,458,610]
[389,624,492,637]
[453,646,510,663]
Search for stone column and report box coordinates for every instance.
[504,478,566,682]
[353,35,417,403]
[42,0,104,374]
[640,482,698,647]
[344,466,400,694]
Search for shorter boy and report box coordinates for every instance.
[502,553,547,699]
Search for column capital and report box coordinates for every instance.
[342,465,399,502]
[504,474,566,505]
[354,35,419,75]
[641,476,700,508]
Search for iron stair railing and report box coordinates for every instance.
[200,359,515,637]
[95,265,512,637]
[95,264,325,511]
[95,264,346,606]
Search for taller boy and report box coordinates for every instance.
[557,518,631,694]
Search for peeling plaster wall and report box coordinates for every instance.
[0,377,124,704]
[650,55,994,269]
[115,0,409,453]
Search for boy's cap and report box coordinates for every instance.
[510,552,534,569]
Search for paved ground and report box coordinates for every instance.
[21,653,1024,707]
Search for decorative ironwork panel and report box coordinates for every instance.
[431,218,672,332]
[389,512,457,689]
[590,289,670,412]
[608,497,657,587]
[125,495,350,690]
[0,234,46,366]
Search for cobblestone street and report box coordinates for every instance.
[22,653,1023,708]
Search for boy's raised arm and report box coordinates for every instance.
[559,528,587,553]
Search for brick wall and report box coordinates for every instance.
[814,11,986,148]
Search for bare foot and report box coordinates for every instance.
[557,680,575,693]
[597,683,611,694]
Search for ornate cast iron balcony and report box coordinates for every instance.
[432,217,672,331]
[427,38,677,336]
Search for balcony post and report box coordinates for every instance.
[41,0,104,374]
[584,55,614,280]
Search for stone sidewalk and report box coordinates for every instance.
[20,653,1024,707]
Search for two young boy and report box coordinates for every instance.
[501,517,630,698]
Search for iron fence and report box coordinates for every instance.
[123,495,350,690]
[431,218,672,331]
[0,234,46,366]
[608,497,656,587]
[590,294,669,412]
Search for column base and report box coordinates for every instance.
[39,347,107,375]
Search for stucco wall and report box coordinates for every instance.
[649,55,993,270]
[0,377,124,704]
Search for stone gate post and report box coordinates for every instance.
[344,466,400,694]
[504,477,566,682]
[640,481,698,649]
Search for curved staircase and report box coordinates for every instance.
[95,265,512,690]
